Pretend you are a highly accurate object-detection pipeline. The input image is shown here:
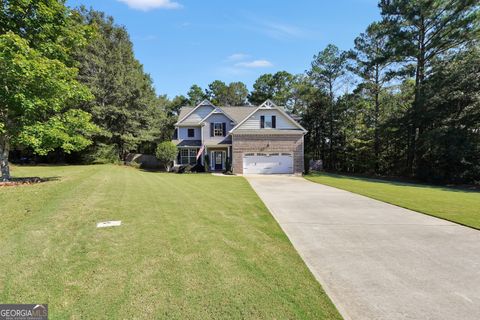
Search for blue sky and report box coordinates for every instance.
[67,0,381,98]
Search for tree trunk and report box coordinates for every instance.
[0,134,11,182]
[374,64,380,174]
[407,17,427,177]
[328,81,334,170]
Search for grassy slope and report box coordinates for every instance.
[306,172,480,229]
[0,165,341,319]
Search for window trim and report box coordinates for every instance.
[213,122,224,137]
[187,128,195,138]
[180,148,198,165]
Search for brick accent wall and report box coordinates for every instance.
[231,134,304,174]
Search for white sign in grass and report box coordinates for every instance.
[96,221,122,228]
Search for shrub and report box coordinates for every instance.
[83,144,120,164]
[155,141,177,171]
[224,156,232,174]
[204,154,210,172]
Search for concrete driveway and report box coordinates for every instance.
[246,175,480,320]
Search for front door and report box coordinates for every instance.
[214,151,223,171]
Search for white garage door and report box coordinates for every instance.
[243,153,293,174]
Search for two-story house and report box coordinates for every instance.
[172,99,306,174]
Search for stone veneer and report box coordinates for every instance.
[231,134,304,174]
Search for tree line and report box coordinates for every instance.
[178,1,480,184]
[1,0,479,184]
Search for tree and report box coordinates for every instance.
[226,81,249,106]
[0,0,91,66]
[165,95,189,117]
[155,95,188,143]
[74,9,163,160]
[206,80,228,105]
[187,84,206,105]
[0,1,97,181]
[249,71,295,108]
[379,0,480,175]
[301,91,330,162]
[418,45,480,182]
[155,141,177,171]
[308,44,349,169]
[206,80,249,106]
[249,74,274,105]
[350,22,394,173]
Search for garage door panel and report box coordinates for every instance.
[243,153,293,174]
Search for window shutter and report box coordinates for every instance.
[222,123,226,136]
[260,116,265,128]
[272,115,276,128]
[210,123,214,137]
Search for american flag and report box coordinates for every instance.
[196,145,205,160]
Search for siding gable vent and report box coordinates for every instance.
[260,99,276,109]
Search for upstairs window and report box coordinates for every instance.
[211,123,226,137]
[187,128,195,138]
[260,115,276,129]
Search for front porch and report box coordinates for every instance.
[175,145,232,172]
[204,146,232,172]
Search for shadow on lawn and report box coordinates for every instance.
[0,176,61,187]
[310,172,480,194]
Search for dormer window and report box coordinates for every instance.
[260,115,276,129]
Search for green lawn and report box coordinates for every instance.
[306,172,480,229]
[0,165,341,319]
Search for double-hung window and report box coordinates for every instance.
[213,123,224,136]
[180,149,197,165]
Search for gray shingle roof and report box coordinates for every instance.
[176,104,302,127]
[172,139,202,147]
[220,106,257,123]
[177,105,257,124]
[177,107,194,122]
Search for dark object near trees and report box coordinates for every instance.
[224,156,232,174]
[190,164,205,173]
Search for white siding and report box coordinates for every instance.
[178,126,201,140]
[202,113,234,144]
[181,106,214,124]
[237,109,297,130]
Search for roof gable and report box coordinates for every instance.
[176,100,215,125]
[175,100,305,133]
[230,100,306,133]
[200,107,236,123]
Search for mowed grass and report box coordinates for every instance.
[306,172,480,229]
[0,165,341,319]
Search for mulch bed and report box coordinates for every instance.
[0,177,45,187]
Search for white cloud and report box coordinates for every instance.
[234,60,273,68]
[262,22,305,39]
[117,0,182,11]
[227,53,250,61]
[242,15,311,40]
